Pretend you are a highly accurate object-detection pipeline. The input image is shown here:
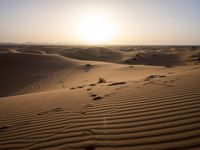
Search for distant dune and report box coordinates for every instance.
[0,46,200,150]
[60,47,123,63]
[124,51,183,66]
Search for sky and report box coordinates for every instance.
[0,0,200,45]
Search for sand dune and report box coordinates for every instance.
[0,46,200,149]
[60,47,123,63]
[0,52,79,97]
[60,46,200,67]
[124,52,183,66]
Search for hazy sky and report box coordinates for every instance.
[0,0,200,45]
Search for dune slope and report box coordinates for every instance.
[0,53,79,97]
[0,62,200,150]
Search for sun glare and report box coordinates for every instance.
[76,12,115,44]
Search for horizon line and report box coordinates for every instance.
[0,42,200,47]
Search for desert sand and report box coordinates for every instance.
[0,45,200,150]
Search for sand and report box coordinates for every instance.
[0,46,200,150]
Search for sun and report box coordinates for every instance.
[76,12,115,44]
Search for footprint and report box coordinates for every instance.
[0,125,10,131]
[89,83,96,87]
[70,85,85,90]
[159,75,167,78]
[80,104,93,115]
[89,94,97,97]
[70,87,76,90]
[88,92,103,101]
[83,129,96,150]
[77,86,84,89]
[108,82,127,86]
[80,110,87,115]
[82,129,94,136]
[85,145,96,150]
[93,96,102,101]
